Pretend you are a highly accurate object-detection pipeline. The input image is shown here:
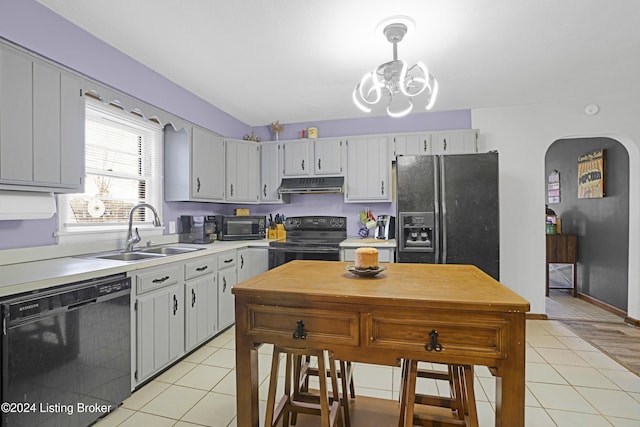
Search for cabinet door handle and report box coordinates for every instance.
[424,329,443,352]
[222,277,227,292]
[381,181,385,196]
[191,288,196,307]
[318,158,321,170]
[443,138,447,151]
[196,177,201,192]
[152,276,170,284]
[301,159,305,171]
[423,140,428,152]
[195,266,208,272]
[263,184,267,197]
[230,183,234,197]
[292,320,307,340]
[173,294,178,315]
[240,254,244,269]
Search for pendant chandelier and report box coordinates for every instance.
[352,21,438,118]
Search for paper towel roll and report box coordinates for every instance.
[0,190,56,220]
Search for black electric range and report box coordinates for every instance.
[268,216,347,269]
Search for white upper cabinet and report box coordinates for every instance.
[433,129,478,155]
[282,138,343,177]
[260,141,285,203]
[345,135,391,202]
[164,126,225,202]
[225,139,259,203]
[392,130,478,157]
[313,138,343,175]
[394,133,432,156]
[282,138,312,176]
[0,43,84,192]
[192,128,225,200]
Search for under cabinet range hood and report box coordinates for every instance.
[277,177,344,194]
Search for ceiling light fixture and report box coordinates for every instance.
[353,21,438,118]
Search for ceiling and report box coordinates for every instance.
[36,0,640,126]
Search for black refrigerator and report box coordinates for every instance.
[396,152,500,280]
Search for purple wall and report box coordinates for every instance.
[0,1,470,250]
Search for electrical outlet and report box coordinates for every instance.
[169,221,176,234]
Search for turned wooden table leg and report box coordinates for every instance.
[235,296,260,427]
[495,312,526,427]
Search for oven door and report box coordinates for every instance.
[268,246,340,269]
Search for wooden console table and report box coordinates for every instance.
[546,234,578,297]
[233,260,530,427]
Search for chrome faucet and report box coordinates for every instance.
[125,203,162,252]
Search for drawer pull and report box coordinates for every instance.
[224,258,233,264]
[195,266,208,272]
[152,276,170,284]
[292,320,307,340]
[425,329,442,352]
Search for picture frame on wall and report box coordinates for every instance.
[577,149,606,199]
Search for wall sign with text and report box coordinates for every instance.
[577,149,606,199]
[547,170,560,204]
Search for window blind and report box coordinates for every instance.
[57,98,163,235]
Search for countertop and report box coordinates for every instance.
[0,238,398,298]
[0,239,271,297]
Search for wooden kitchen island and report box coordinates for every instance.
[233,261,530,427]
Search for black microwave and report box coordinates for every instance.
[215,215,266,240]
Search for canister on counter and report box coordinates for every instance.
[307,127,318,138]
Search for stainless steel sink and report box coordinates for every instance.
[91,252,166,261]
[78,245,204,262]
[139,246,204,255]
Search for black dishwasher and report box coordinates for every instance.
[1,273,131,427]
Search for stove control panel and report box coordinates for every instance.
[285,216,346,230]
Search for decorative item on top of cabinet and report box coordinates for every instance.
[271,120,284,141]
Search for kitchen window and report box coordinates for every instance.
[57,98,163,243]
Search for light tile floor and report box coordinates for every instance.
[95,313,640,427]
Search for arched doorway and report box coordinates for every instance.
[544,137,630,315]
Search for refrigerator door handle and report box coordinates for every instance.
[439,156,447,264]
[434,156,441,264]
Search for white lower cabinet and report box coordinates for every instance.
[133,248,267,387]
[237,247,269,284]
[217,250,238,331]
[184,255,218,352]
[134,264,184,384]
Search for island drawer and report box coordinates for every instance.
[136,265,181,294]
[246,304,360,347]
[366,308,509,361]
[185,255,216,280]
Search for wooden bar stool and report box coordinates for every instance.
[398,360,478,427]
[264,345,343,427]
[296,356,355,427]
